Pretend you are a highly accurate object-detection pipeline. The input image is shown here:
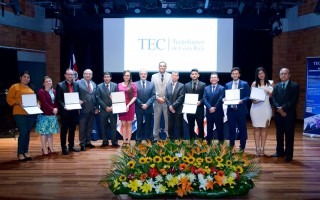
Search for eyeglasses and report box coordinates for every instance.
[65,74,74,76]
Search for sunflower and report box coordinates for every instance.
[188,156,196,164]
[235,165,244,174]
[172,156,179,163]
[119,174,127,182]
[146,157,152,163]
[225,160,232,167]
[196,157,204,163]
[215,156,223,163]
[163,155,172,163]
[182,156,188,162]
[153,156,162,163]
[139,157,147,164]
[127,160,136,169]
[205,157,213,163]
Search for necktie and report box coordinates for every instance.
[161,74,164,83]
[172,83,175,94]
[282,83,285,91]
[142,81,145,89]
[106,84,109,92]
[212,85,216,93]
[193,82,196,93]
[233,81,238,89]
[87,81,92,93]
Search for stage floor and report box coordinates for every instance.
[0,120,320,199]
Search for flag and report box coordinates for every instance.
[69,48,78,80]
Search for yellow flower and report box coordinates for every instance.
[188,156,195,164]
[139,157,146,164]
[128,179,141,192]
[140,182,152,194]
[158,184,167,193]
[119,175,127,182]
[182,156,188,162]
[167,177,179,188]
[127,160,136,169]
[163,155,172,163]
[172,156,179,163]
[204,166,211,174]
[146,157,152,163]
[225,176,236,187]
[236,165,244,174]
[113,179,120,188]
[175,139,183,146]
[196,157,204,163]
[153,156,162,163]
[150,163,155,168]
[215,156,223,163]
[226,160,232,167]
[205,157,213,163]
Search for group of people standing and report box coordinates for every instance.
[6,61,299,162]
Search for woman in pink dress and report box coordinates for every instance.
[118,70,137,146]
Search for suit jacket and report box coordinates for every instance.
[37,88,57,116]
[151,72,172,98]
[272,80,299,117]
[165,82,185,114]
[203,84,225,116]
[77,78,97,113]
[184,81,206,115]
[225,80,250,114]
[135,80,156,114]
[96,82,118,114]
[55,80,80,116]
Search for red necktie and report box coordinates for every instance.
[87,81,92,93]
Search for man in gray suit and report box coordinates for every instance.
[77,69,98,151]
[135,69,156,143]
[184,68,206,140]
[96,72,119,148]
[166,71,185,140]
[151,61,171,141]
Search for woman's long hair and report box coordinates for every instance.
[123,70,133,99]
[254,67,270,87]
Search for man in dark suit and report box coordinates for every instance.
[96,72,119,148]
[184,68,206,140]
[165,71,185,140]
[271,68,299,162]
[56,68,80,155]
[203,72,225,144]
[77,69,98,151]
[225,67,250,151]
[135,69,156,143]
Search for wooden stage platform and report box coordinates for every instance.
[0,120,319,200]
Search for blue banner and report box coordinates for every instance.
[303,57,320,137]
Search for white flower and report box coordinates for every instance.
[122,182,128,187]
[198,175,207,191]
[147,178,156,188]
[155,174,163,182]
[187,173,196,183]
[166,174,173,181]
[177,173,186,180]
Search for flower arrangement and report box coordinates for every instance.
[100,140,260,199]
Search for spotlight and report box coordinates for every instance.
[165,8,172,15]
[134,7,141,14]
[104,7,112,14]
[196,8,203,14]
[226,8,233,15]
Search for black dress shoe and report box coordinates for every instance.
[69,146,80,152]
[111,143,120,148]
[23,153,32,161]
[62,147,69,155]
[17,154,27,161]
[101,142,108,147]
[86,143,96,148]
[284,157,292,162]
[80,146,86,151]
[271,153,284,157]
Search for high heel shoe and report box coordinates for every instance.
[48,147,54,155]
[260,148,265,156]
[23,153,32,161]
[17,154,27,161]
[255,148,260,156]
[42,149,49,156]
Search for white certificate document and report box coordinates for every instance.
[64,92,81,110]
[22,94,43,114]
[224,89,240,105]
[250,87,266,101]
[111,91,126,114]
[182,93,198,114]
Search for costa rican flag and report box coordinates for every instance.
[69,50,78,80]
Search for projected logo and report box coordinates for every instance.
[138,38,205,51]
